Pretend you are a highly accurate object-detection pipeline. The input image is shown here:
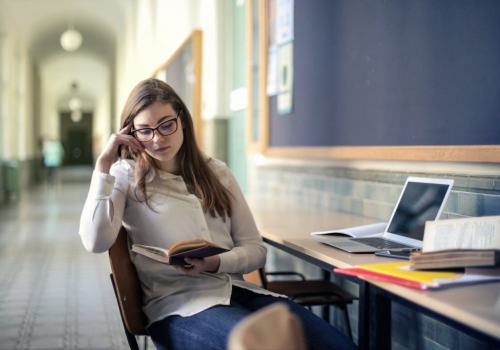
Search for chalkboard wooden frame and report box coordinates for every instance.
[246,0,269,153]
[252,1,500,163]
[152,30,203,144]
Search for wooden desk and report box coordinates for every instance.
[247,195,500,349]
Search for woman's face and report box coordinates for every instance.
[132,101,184,174]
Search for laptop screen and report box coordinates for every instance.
[386,181,451,241]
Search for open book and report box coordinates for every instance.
[132,239,229,265]
[311,222,387,238]
[335,261,500,290]
[409,215,500,269]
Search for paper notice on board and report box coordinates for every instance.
[276,0,294,45]
[267,46,278,96]
[422,216,500,252]
[277,42,294,114]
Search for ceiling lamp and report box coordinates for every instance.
[68,82,82,122]
[61,2,82,52]
[68,97,82,111]
[60,29,82,52]
[71,110,83,123]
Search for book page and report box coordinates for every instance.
[311,222,387,238]
[169,239,222,255]
[170,239,207,255]
[133,244,170,257]
[423,216,500,252]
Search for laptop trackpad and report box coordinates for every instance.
[320,239,370,252]
[329,241,363,249]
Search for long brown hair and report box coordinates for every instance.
[120,78,233,219]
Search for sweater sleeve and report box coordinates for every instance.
[78,163,129,253]
[217,167,267,274]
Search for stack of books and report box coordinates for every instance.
[335,216,500,290]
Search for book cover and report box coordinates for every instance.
[132,239,229,265]
[409,249,500,269]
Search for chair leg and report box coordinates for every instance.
[110,275,141,350]
[142,336,148,350]
[321,304,330,322]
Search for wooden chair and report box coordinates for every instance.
[228,302,307,350]
[109,226,150,350]
[257,267,357,339]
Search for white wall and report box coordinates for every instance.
[115,0,195,128]
[115,0,229,131]
[0,32,35,160]
[94,87,111,157]
[18,51,35,160]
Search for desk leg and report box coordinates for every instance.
[369,284,392,350]
[322,270,331,321]
[358,280,369,349]
[358,281,392,350]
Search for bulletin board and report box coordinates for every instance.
[252,0,500,162]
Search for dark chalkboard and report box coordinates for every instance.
[266,1,500,152]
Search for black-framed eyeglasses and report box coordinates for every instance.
[131,113,180,142]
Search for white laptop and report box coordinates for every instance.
[320,177,454,253]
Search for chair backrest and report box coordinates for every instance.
[227,302,307,350]
[258,267,269,288]
[243,269,264,287]
[108,226,148,336]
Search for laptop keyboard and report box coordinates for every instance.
[349,237,415,249]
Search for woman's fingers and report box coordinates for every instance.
[97,123,145,170]
[118,123,133,135]
[96,125,145,173]
[118,135,143,153]
[173,258,205,275]
[113,130,144,153]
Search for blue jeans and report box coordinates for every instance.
[147,286,357,350]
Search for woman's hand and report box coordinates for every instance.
[95,123,144,174]
[173,255,221,275]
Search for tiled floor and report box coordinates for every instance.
[0,167,150,350]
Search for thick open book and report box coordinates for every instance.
[132,239,229,265]
[310,222,387,238]
[422,215,500,252]
[335,261,500,290]
[409,215,500,269]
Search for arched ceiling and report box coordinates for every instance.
[0,0,130,61]
[0,0,132,115]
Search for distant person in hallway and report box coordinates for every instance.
[79,78,356,350]
[42,136,65,185]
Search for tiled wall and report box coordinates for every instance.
[253,165,500,221]
[251,164,500,349]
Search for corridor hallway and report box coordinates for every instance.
[0,167,143,350]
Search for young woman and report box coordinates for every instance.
[79,78,356,350]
